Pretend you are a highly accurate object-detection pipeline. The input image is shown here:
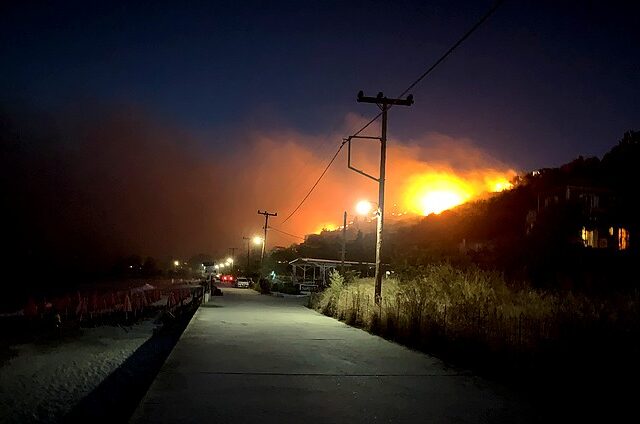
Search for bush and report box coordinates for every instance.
[253,278,271,294]
[312,262,640,375]
[316,270,345,315]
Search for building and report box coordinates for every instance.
[289,257,378,287]
[528,185,630,250]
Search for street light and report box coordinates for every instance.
[226,257,234,274]
[244,236,264,273]
[356,200,373,216]
[173,260,180,267]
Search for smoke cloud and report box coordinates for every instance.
[1,104,516,272]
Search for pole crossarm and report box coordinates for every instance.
[357,91,414,107]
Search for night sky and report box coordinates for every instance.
[1,0,638,263]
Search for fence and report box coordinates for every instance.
[18,282,205,328]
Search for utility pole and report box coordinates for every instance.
[228,247,238,273]
[340,211,347,275]
[350,91,413,305]
[257,210,277,271]
[242,237,251,272]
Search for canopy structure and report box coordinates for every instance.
[288,257,376,286]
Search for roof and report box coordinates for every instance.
[288,257,376,266]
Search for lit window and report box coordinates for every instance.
[609,227,614,236]
[618,228,630,250]
[581,227,597,248]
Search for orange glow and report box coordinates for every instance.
[356,200,373,215]
[220,123,518,243]
[315,223,338,234]
[489,177,513,192]
[402,170,516,216]
[403,173,473,215]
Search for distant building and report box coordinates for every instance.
[202,261,216,276]
[289,257,378,288]
[527,185,630,250]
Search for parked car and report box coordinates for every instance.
[235,277,250,288]
[220,274,235,284]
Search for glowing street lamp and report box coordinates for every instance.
[226,257,233,264]
[173,260,180,267]
[252,236,264,245]
[356,200,373,216]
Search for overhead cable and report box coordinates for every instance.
[280,0,504,224]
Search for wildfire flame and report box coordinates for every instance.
[489,177,513,192]
[315,223,338,233]
[403,171,515,216]
[242,125,519,239]
[404,173,471,215]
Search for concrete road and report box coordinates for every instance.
[132,288,535,423]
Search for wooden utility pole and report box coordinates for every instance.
[257,210,277,271]
[228,247,238,273]
[352,91,413,305]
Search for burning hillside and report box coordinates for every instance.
[401,170,515,216]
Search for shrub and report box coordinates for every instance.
[316,270,344,315]
[313,262,640,372]
[252,278,272,294]
[272,283,300,295]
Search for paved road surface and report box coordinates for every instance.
[132,288,535,423]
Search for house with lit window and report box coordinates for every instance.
[528,185,630,251]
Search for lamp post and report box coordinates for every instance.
[355,198,378,280]
[253,235,265,271]
[242,236,263,274]
[226,257,233,273]
[242,237,251,272]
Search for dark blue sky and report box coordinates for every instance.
[2,0,638,169]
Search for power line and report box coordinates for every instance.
[396,0,505,100]
[353,0,505,134]
[280,0,504,224]
[280,138,348,224]
[268,226,305,240]
[349,0,504,135]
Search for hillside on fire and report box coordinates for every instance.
[273,131,640,291]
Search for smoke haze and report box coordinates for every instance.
[1,104,516,273]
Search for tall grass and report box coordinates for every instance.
[314,265,640,375]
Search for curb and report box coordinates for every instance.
[270,292,309,298]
